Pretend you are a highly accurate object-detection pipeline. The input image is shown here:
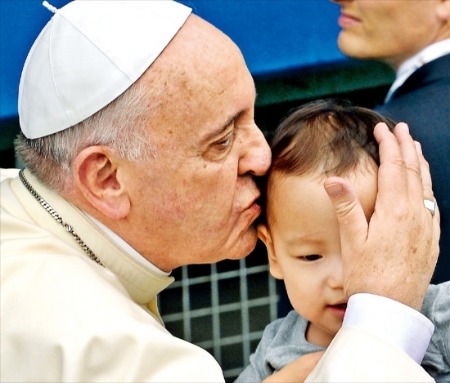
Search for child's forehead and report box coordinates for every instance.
[266,170,326,202]
[266,172,328,218]
[265,174,339,241]
[266,163,378,225]
[268,154,377,185]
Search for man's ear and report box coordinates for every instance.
[72,146,131,219]
[257,224,284,280]
[437,0,450,20]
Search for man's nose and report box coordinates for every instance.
[238,124,271,177]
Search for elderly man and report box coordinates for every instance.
[1,1,439,382]
[332,0,450,284]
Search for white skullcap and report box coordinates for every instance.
[19,0,192,139]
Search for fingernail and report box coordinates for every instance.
[325,183,343,197]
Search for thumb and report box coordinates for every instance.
[324,176,367,234]
[324,177,368,290]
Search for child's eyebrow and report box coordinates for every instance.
[283,234,323,247]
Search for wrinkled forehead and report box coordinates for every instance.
[138,14,254,135]
[153,14,247,93]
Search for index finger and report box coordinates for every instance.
[374,122,422,204]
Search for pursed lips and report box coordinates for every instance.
[248,192,261,209]
[244,194,261,219]
[241,181,261,212]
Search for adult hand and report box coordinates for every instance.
[324,122,439,310]
[262,351,325,383]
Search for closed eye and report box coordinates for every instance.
[214,132,234,150]
[203,126,235,161]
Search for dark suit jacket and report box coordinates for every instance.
[376,53,450,283]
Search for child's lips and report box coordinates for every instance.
[328,302,347,319]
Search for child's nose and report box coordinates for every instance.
[328,257,344,289]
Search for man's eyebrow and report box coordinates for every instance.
[201,111,244,144]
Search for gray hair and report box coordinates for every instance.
[15,80,156,192]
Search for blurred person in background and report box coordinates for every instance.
[332,0,450,283]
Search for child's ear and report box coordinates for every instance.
[257,224,284,280]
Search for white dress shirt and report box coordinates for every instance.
[385,39,450,102]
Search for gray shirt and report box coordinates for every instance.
[236,282,450,382]
[421,282,450,382]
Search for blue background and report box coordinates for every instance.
[0,0,345,121]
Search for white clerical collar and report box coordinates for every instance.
[84,213,170,276]
[385,39,450,102]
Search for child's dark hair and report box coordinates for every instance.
[258,99,397,224]
[270,98,396,177]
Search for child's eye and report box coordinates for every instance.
[299,254,322,262]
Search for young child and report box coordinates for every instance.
[236,99,449,382]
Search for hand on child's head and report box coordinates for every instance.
[324,123,439,310]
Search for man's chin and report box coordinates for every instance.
[231,230,259,260]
